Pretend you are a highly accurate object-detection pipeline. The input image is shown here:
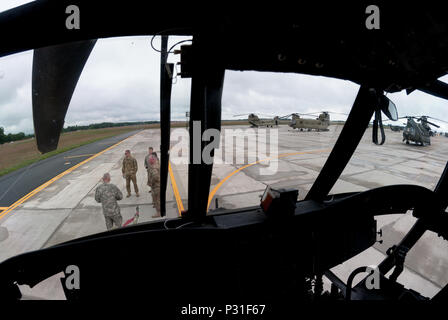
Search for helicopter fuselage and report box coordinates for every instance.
[248,114,278,127]
[289,113,330,131]
[403,118,432,145]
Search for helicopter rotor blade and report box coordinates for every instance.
[278,113,294,119]
[299,112,321,116]
[258,113,276,117]
[326,111,349,116]
[32,40,97,153]
[427,116,448,124]
[411,115,446,128]
[426,120,440,128]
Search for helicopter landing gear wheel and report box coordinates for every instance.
[406,140,409,144]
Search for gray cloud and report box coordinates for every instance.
[222,71,360,120]
[0,36,192,133]
[0,51,33,133]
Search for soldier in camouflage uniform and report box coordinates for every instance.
[122,149,139,197]
[95,173,123,230]
[148,152,161,218]
[144,147,154,193]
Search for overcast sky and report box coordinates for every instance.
[1,0,448,134]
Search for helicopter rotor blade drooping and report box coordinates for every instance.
[427,116,448,124]
[32,40,97,153]
[421,120,440,128]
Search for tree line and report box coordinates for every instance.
[62,121,158,132]
[0,127,34,144]
[0,121,158,144]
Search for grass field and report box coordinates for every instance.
[0,125,152,177]
[0,120,252,177]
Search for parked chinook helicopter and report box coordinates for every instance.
[280,111,349,131]
[283,111,331,131]
[233,113,281,127]
[401,116,447,146]
[389,124,404,132]
[1,1,448,308]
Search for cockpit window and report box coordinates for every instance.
[1,2,448,303]
[332,78,448,196]
[0,35,363,258]
[0,36,191,260]
[206,72,358,211]
[2,35,447,260]
[0,1,34,14]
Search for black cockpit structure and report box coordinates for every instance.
[0,1,447,303]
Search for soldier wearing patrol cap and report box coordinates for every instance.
[122,149,139,197]
[95,173,123,230]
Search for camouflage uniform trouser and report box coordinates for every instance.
[104,214,123,230]
[125,174,139,195]
[146,169,152,187]
[152,186,160,213]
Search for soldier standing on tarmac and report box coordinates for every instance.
[122,149,139,197]
[148,152,161,218]
[144,147,154,193]
[95,173,123,230]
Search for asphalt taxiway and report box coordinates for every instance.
[0,130,140,208]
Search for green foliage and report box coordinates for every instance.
[0,127,34,144]
[0,127,4,144]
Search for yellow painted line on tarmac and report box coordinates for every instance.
[207,148,331,211]
[64,153,95,159]
[0,207,9,211]
[168,161,184,215]
[0,131,142,221]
